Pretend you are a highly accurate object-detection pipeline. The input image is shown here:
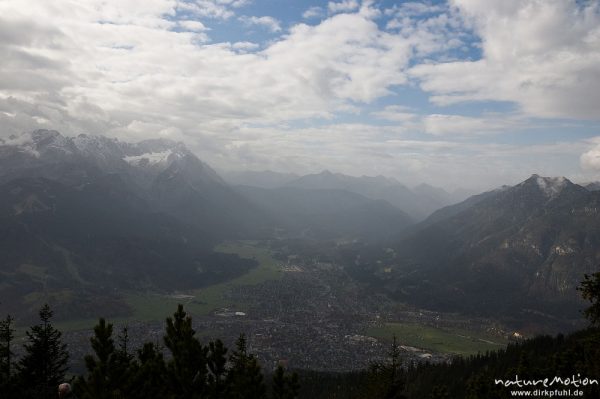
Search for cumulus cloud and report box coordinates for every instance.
[581,138,600,171]
[373,106,523,137]
[177,0,249,20]
[231,41,259,51]
[239,15,282,32]
[384,2,470,57]
[411,0,600,120]
[328,0,360,14]
[303,6,325,19]
[178,20,209,32]
[0,0,415,142]
[0,0,597,190]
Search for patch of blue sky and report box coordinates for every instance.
[372,86,432,111]
[168,1,265,46]
[165,1,598,148]
[243,0,319,25]
[206,21,274,46]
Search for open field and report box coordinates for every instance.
[367,322,508,356]
[122,240,282,322]
[9,241,282,334]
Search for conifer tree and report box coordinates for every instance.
[0,315,15,390]
[17,304,69,399]
[271,365,300,399]
[384,335,406,399]
[360,335,407,399]
[206,339,228,399]
[130,342,169,399]
[111,326,135,396]
[75,319,136,398]
[226,334,266,399]
[163,304,207,399]
[578,272,600,325]
[75,318,118,399]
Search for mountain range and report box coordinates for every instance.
[0,130,417,320]
[2,129,600,329]
[358,174,600,330]
[224,169,468,220]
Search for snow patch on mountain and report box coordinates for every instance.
[124,150,176,167]
[536,176,567,198]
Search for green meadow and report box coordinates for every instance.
[367,322,508,356]
[122,240,282,322]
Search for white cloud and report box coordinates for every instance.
[0,0,414,141]
[0,0,596,190]
[231,41,259,51]
[303,6,324,19]
[328,0,359,14]
[178,20,209,32]
[373,107,523,137]
[581,138,600,171]
[385,2,446,18]
[209,122,587,191]
[176,0,249,20]
[384,3,471,58]
[239,15,282,32]
[411,0,600,120]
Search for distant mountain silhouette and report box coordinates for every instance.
[285,170,459,220]
[236,185,413,240]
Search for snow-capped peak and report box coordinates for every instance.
[533,175,568,198]
[1,130,75,158]
[124,149,179,167]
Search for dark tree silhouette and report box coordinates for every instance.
[272,365,300,399]
[163,304,207,399]
[578,272,600,325]
[226,334,266,399]
[17,304,69,399]
[206,339,228,399]
[0,315,15,390]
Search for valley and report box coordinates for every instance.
[0,131,596,375]
[48,240,511,373]
[2,3,599,396]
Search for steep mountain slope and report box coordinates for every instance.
[585,181,600,191]
[0,130,268,237]
[0,130,265,321]
[0,176,255,321]
[373,175,600,327]
[286,170,456,220]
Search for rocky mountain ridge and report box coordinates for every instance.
[366,174,600,329]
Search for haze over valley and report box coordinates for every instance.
[1,129,599,374]
[1,1,600,397]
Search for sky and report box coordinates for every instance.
[1,0,600,191]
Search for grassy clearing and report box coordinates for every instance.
[367,322,508,356]
[212,241,281,286]
[18,241,280,334]
[123,241,282,321]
